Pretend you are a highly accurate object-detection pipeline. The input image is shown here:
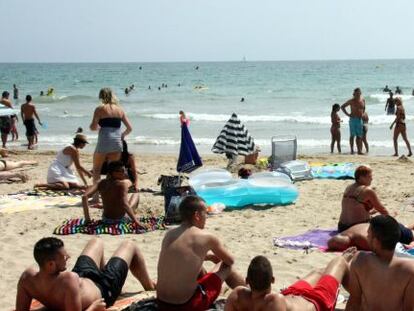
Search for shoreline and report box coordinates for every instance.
[1,151,414,310]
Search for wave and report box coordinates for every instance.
[132,136,394,148]
[36,94,95,104]
[25,134,394,149]
[143,113,331,124]
[141,113,403,125]
[369,93,413,103]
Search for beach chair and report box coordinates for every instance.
[271,135,297,169]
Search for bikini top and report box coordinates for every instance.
[343,185,372,212]
[99,117,121,128]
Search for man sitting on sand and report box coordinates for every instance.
[82,161,140,224]
[327,165,414,251]
[156,195,245,311]
[341,88,365,155]
[224,248,356,311]
[16,237,155,311]
[346,215,414,310]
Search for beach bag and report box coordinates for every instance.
[164,186,195,224]
[157,175,185,194]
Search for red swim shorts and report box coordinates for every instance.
[281,275,340,311]
[157,272,222,311]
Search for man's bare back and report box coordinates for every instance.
[347,251,414,311]
[17,267,101,311]
[157,225,221,303]
[98,178,130,219]
[156,196,243,310]
[21,103,36,121]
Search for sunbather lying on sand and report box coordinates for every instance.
[157,195,245,311]
[225,247,356,311]
[328,165,414,250]
[16,237,155,311]
[0,159,37,171]
[0,171,28,182]
[0,159,36,182]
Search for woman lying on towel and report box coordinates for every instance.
[328,165,414,251]
[36,134,92,190]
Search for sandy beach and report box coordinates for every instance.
[1,150,414,311]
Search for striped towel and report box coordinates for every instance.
[53,216,165,235]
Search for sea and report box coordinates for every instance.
[1,60,414,156]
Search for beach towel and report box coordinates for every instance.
[0,194,81,214]
[177,122,203,173]
[53,216,165,235]
[310,162,356,179]
[124,297,226,311]
[273,229,338,251]
[22,292,153,311]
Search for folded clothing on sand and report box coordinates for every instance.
[53,216,165,235]
[273,229,338,251]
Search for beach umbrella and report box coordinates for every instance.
[177,123,203,173]
[212,113,255,156]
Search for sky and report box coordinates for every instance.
[1,0,414,62]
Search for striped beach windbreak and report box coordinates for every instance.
[212,113,255,156]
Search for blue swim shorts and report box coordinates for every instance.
[349,117,363,137]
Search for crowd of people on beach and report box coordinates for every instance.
[1,85,414,311]
[15,194,414,311]
[330,87,412,157]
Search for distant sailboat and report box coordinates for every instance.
[242,56,247,62]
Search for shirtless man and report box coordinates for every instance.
[328,165,414,251]
[385,91,395,115]
[157,195,245,311]
[0,91,13,148]
[346,215,414,310]
[225,248,356,311]
[82,160,140,224]
[20,95,42,150]
[16,237,155,311]
[341,88,365,155]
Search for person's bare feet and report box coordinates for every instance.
[17,172,29,182]
[408,152,413,157]
[392,153,398,157]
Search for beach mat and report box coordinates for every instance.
[310,162,356,179]
[273,229,338,251]
[53,216,165,235]
[0,194,81,214]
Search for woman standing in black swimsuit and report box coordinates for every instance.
[390,97,412,157]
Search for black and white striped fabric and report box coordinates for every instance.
[212,113,255,156]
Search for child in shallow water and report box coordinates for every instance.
[330,103,342,153]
